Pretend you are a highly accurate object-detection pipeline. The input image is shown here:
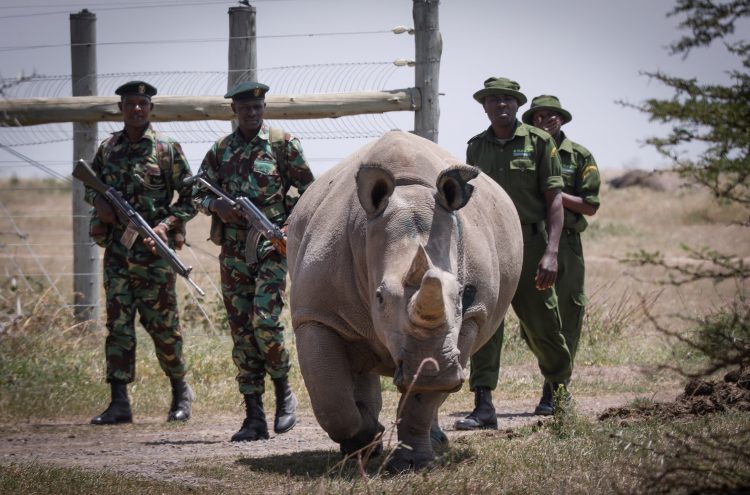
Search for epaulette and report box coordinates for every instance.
[571,141,593,159]
[467,131,486,145]
[527,125,554,140]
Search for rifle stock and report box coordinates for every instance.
[73,159,205,296]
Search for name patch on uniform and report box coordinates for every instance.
[253,159,276,175]
[512,147,533,158]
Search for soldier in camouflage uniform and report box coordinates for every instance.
[85,81,197,425]
[455,77,571,430]
[522,95,601,415]
[193,81,314,442]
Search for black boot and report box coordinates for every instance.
[272,377,298,434]
[534,382,554,416]
[454,387,497,430]
[230,394,269,442]
[91,381,132,425]
[167,378,194,422]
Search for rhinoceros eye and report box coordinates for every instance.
[375,286,384,305]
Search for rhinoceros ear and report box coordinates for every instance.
[356,165,395,219]
[435,164,480,211]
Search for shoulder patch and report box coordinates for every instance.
[582,163,598,179]
[550,146,558,158]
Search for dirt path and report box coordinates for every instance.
[0,390,680,486]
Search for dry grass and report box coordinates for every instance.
[1,172,749,493]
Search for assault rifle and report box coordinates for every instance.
[72,159,205,296]
[186,172,287,256]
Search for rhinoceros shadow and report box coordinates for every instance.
[234,446,476,478]
[235,450,386,478]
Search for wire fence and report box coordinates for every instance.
[0,191,227,326]
[0,62,410,148]
[0,11,419,326]
[0,65,412,324]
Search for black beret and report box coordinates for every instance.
[224,81,270,100]
[115,80,157,98]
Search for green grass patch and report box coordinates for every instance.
[0,462,206,495]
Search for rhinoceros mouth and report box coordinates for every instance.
[393,358,464,393]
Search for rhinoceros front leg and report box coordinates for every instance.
[295,321,384,456]
[430,395,450,455]
[389,391,448,472]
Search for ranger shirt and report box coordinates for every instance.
[466,121,563,225]
[557,131,601,233]
[193,125,314,225]
[84,125,196,242]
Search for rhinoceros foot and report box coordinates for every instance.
[339,423,385,460]
[386,447,436,473]
[430,422,449,455]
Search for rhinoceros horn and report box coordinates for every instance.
[406,245,446,328]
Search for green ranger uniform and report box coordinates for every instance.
[466,121,572,387]
[555,132,601,362]
[85,125,196,384]
[194,125,314,396]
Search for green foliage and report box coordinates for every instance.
[627,0,750,207]
[616,7,750,491]
[691,292,750,372]
[546,387,586,440]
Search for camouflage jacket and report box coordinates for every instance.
[84,125,196,245]
[193,124,314,225]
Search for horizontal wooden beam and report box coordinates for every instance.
[0,88,419,127]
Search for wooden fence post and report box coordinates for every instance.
[70,9,100,322]
[228,4,257,131]
[413,0,441,143]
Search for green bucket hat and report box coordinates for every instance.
[473,77,527,105]
[521,94,572,124]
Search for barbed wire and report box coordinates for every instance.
[0,30,400,52]
[0,199,67,304]
[0,63,410,148]
[0,0,275,20]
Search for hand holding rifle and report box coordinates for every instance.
[73,159,205,296]
[188,172,287,256]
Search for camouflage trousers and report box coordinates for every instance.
[102,240,187,384]
[220,235,290,396]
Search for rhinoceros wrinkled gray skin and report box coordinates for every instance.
[287,131,523,471]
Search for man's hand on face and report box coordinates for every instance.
[94,195,116,224]
[211,198,244,224]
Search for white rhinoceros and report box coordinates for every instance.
[287,130,522,470]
